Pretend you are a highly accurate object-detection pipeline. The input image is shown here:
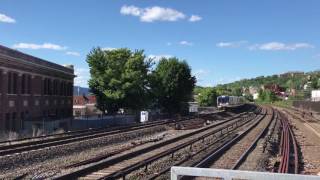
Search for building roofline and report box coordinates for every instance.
[0,44,74,74]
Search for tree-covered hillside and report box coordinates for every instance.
[194,70,320,106]
[220,71,320,90]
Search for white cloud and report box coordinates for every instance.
[102,47,117,51]
[313,54,320,59]
[148,54,173,62]
[193,69,210,83]
[12,43,67,50]
[120,5,186,22]
[179,41,193,46]
[66,51,80,56]
[0,13,16,23]
[216,41,247,48]
[74,68,90,87]
[249,42,314,51]
[120,5,142,16]
[194,69,210,76]
[215,77,242,85]
[189,15,202,22]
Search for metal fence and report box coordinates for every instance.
[171,167,320,180]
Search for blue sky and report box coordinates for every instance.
[1,0,320,87]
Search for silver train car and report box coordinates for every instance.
[217,95,245,109]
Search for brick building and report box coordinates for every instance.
[73,95,101,117]
[0,45,75,133]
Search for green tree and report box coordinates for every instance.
[311,77,320,89]
[87,48,151,114]
[215,86,231,96]
[231,87,242,96]
[151,57,196,114]
[196,87,217,106]
[244,94,253,102]
[258,89,277,103]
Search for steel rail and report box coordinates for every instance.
[0,105,254,150]
[192,107,268,169]
[277,111,299,174]
[1,105,250,146]
[147,107,265,180]
[0,112,225,157]
[98,110,260,180]
[0,120,173,156]
[53,107,259,179]
[0,118,169,145]
[231,107,275,170]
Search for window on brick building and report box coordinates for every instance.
[27,75,31,94]
[20,112,25,130]
[63,82,67,96]
[53,79,58,95]
[20,112,24,120]
[11,112,16,131]
[43,79,45,95]
[0,70,2,92]
[43,110,47,117]
[48,79,52,95]
[53,80,56,95]
[7,72,18,94]
[13,73,17,94]
[60,81,63,96]
[21,74,26,94]
[5,113,10,131]
[68,83,73,96]
[43,78,48,95]
[7,72,12,94]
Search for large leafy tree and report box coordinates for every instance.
[87,48,151,114]
[151,57,196,114]
[196,87,217,106]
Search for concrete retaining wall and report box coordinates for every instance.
[292,100,320,113]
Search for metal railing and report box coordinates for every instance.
[171,167,320,180]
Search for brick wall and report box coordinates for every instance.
[0,45,75,133]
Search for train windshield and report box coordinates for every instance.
[218,96,229,103]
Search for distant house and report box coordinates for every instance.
[278,71,304,78]
[73,95,101,117]
[311,90,320,102]
[263,84,286,97]
[248,86,259,95]
[288,88,297,96]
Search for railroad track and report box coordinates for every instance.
[0,120,170,157]
[0,104,252,147]
[0,117,194,147]
[276,111,299,174]
[144,107,265,180]
[0,105,255,157]
[51,106,261,179]
[189,106,271,169]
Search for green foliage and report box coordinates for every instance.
[215,86,232,96]
[231,87,242,96]
[196,87,217,106]
[258,89,277,103]
[87,48,151,114]
[272,100,293,108]
[244,94,253,102]
[151,57,196,114]
[218,72,310,91]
